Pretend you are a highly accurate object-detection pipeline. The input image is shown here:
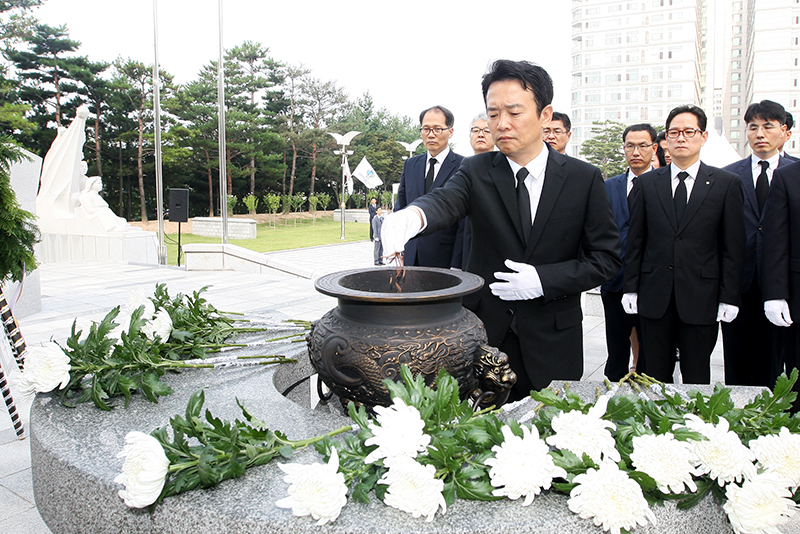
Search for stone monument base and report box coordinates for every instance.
[38,231,158,264]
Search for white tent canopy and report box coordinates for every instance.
[700,127,742,168]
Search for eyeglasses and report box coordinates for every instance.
[542,128,567,136]
[420,127,450,135]
[470,127,491,135]
[665,128,703,139]
[624,143,655,152]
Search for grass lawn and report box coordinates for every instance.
[163,214,370,266]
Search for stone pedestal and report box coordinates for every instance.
[30,322,746,534]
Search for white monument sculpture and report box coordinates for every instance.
[36,106,158,263]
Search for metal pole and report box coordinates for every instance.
[341,153,346,240]
[152,0,167,265]
[217,0,229,244]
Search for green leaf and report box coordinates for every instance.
[278,445,293,458]
[185,389,205,420]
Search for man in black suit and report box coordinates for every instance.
[779,112,800,162]
[623,105,745,384]
[722,100,791,386]
[382,60,621,398]
[395,106,465,268]
[601,123,657,381]
[368,197,378,241]
[762,160,800,412]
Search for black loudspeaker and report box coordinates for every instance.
[169,189,189,222]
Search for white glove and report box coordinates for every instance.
[765,299,793,327]
[489,259,543,301]
[380,207,423,261]
[621,293,638,314]
[717,303,739,323]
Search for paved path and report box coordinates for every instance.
[0,240,738,533]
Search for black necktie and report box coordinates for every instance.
[628,175,638,212]
[756,160,769,214]
[674,171,688,224]
[516,167,531,245]
[425,158,437,193]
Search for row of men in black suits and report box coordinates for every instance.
[604,101,800,411]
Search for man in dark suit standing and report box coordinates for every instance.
[762,160,800,412]
[382,60,621,398]
[368,197,378,241]
[623,105,745,384]
[722,100,791,386]
[395,106,464,268]
[601,123,657,381]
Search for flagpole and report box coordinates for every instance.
[340,153,347,239]
[217,0,228,244]
[152,0,166,265]
[328,131,360,240]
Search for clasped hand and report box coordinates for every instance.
[489,259,543,301]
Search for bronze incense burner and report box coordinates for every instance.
[307,267,515,409]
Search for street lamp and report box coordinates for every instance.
[396,139,422,160]
[328,131,360,240]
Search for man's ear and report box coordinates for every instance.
[540,105,553,127]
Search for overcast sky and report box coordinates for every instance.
[33,0,572,153]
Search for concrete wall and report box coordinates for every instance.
[191,217,257,239]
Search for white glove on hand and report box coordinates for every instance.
[765,299,793,327]
[717,303,739,323]
[380,207,423,262]
[621,293,638,314]
[489,259,543,301]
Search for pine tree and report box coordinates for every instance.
[0,139,38,282]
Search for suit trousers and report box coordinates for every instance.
[601,289,643,381]
[721,281,781,387]
[781,323,800,414]
[499,328,534,402]
[639,293,718,384]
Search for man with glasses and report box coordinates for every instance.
[543,112,571,154]
[622,105,744,384]
[395,105,465,268]
[469,113,495,154]
[722,100,791,387]
[601,124,657,381]
[382,60,621,399]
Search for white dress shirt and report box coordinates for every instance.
[670,160,702,201]
[506,143,550,225]
[750,152,780,187]
[426,147,450,185]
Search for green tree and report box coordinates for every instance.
[300,76,349,196]
[0,1,42,138]
[580,120,627,179]
[0,139,38,282]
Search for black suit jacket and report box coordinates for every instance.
[395,150,464,268]
[624,162,745,324]
[723,156,791,293]
[602,170,633,293]
[412,145,621,388]
[762,161,800,314]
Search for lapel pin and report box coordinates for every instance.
[706,181,710,185]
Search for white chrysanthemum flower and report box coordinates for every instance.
[723,472,798,534]
[364,398,431,465]
[141,308,173,342]
[275,447,348,526]
[486,424,567,505]
[125,287,156,319]
[378,457,446,522]
[568,460,657,534]
[683,414,756,486]
[545,395,620,464]
[15,342,71,395]
[749,428,800,487]
[114,431,170,508]
[630,433,700,494]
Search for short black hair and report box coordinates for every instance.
[744,100,786,124]
[481,60,553,116]
[655,143,667,167]
[622,123,657,143]
[551,112,572,132]
[655,131,667,144]
[784,111,795,130]
[665,104,707,132]
[419,106,454,128]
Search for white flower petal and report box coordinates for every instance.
[115,431,170,508]
[378,457,445,521]
[486,424,566,505]
[750,428,800,488]
[568,461,657,534]
[275,447,348,525]
[363,398,431,464]
[723,472,798,534]
[683,415,756,486]
[631,433,699,494]
[15,342,72,394]
[545,399,619,464]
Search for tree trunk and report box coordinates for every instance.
[205,149,214,217]
[93,114,102,177]
[137,112,147,222]
[310,140,317,196]
[281,150,287,196]
[289,139,297,196]
[250,157,256,194]
[226,145,233,196]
